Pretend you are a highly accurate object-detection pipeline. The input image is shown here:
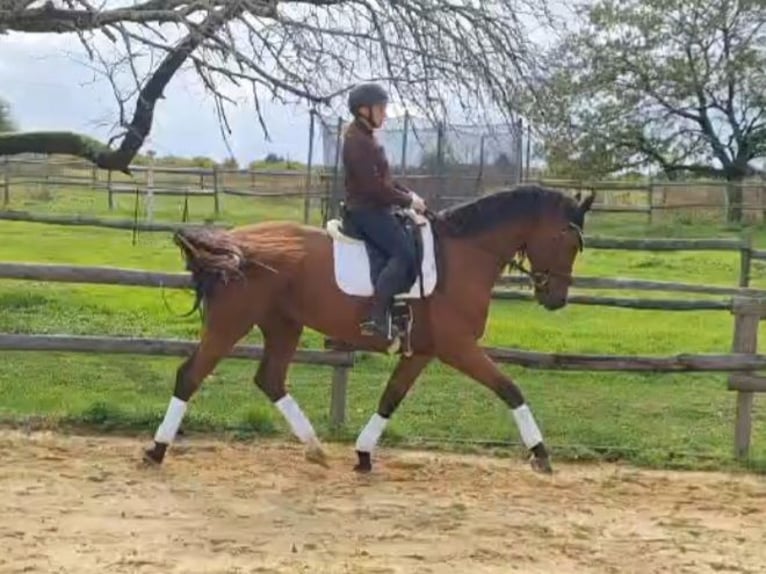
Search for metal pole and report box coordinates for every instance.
[515,118,524,183]
[329,116,344,221]
[476,135,485,196]
[525,121,531,181]
[436,121,445,210]
[303,110,316,224]
[400,110,410,176]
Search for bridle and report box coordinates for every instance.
[423,208,585,292]
[508,221,584,291]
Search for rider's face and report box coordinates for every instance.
[369,104,387,128]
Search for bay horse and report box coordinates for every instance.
[144,184,595,474]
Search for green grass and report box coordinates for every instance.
[3,182,766,472]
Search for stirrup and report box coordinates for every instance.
[359,316,398,340]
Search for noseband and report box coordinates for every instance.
[509,222,584,290]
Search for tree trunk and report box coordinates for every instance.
[726,177,744,223]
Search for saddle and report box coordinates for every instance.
[341,204,425,291]
[326,204,439,355]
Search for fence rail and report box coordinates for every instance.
[498,275,766,297]
[4,155,766,224]
[492,291,733,310]
[0,207,754,277]
[1,257,759,313]
[0,334,354,367]
[0,262,191,288]
[485,346,766,372]
[0,210,231,233]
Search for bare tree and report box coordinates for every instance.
[0,0,546,174]
[528,0,766,221]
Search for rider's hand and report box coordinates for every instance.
[410,193,427,213]
[395,181,413,194]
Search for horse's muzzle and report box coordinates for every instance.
[536,290,567,311]
[541,297,567,311]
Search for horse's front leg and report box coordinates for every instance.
[354,353,432,472]
[438,341,552,474]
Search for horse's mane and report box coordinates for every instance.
[437,184,583,237]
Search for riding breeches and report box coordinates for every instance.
[344,207,417,306]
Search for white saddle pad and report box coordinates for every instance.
[326,213,437,299]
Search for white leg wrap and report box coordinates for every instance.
[512,404,543,449]
[355,413,389,453]
[275,394,317,444]
[154,396,188,444]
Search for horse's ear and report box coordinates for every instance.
[579,191,596,213]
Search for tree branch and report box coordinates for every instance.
[0,1,192,32]
[1,0,543,171]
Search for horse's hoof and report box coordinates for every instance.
[530,454,553,475]
[142,449,162,466]
[304,443,330,468]
[354,451,372,473]
[142,442,167,466]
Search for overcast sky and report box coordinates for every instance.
[0,3,568,167]
[0,33,320,165]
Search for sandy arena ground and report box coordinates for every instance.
[1,430,765,574]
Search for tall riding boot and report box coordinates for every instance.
[360,258,406,339]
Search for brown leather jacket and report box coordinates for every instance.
[342,119,413,210]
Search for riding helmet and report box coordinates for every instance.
[347,83,389,116]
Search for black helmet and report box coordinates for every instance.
[347,83,389,116]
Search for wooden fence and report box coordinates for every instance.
[1,260,766,459]
[0,175,764,304]
[4,156,766,224]
[0,262,355,427]
[1,156,321,222]
[496,235,764,310]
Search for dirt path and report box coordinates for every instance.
[1,430,765,573]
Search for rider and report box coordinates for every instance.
[342,82,427,339]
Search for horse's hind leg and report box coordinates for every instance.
[354,353,432,473]
[253,313,327,466]
[144,303,255,465]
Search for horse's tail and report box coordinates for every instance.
[172,227,274,317]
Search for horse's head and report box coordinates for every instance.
[519,190,595,310]
[438,185,596,310]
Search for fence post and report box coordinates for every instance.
[212,166,221,216]
[145,151,155,222]
[43,154,50,197]
[2,156,9,207]
[729,297,764,459]
[739,234,752,287]
[107,170,114,211]
[647,177,654,225]
[329,364,349,427]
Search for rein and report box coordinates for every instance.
[508,254,555,290]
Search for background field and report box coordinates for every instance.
[3,169,766,472]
